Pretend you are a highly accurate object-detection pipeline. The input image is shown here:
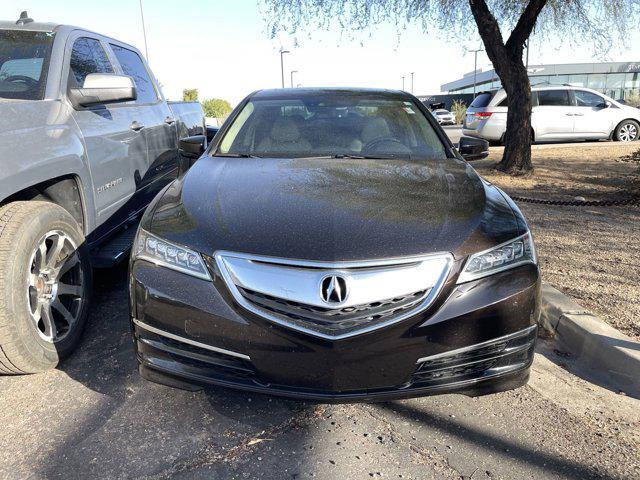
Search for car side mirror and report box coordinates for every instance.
[458,136,490,161]
[69,73,136,107]
[179,135,206,159]
[604,100,612,108]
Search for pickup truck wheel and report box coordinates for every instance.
[0,201,92,374]
[614,120,639,142]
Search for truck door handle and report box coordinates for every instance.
[164,117,175,125]
[130,121,145,131]
[573,113,584,116]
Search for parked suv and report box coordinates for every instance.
[463,86,640,143]
[432,108,456,125]
[0,15,204,373]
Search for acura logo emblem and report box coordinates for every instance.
[320,275,348,304]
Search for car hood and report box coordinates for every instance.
[147,156,521,262]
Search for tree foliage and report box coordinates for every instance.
[261,1,638,54]
[202,98,233,119]
[182,88,198,102]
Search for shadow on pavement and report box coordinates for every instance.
[39,264,314,479]
[377,400,608,480]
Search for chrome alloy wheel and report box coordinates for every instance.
[27,230,85,343]
[619,123,638,142]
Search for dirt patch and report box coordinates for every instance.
[473,143,640,340]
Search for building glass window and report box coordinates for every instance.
[587,74,607,90]
[549,75,569,86]
[568,75,587,87]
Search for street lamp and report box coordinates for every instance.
[279,49,290,88]
[401,76,405,90]
[410,72,415,94]
[468,48,484,97]
[290,70,298,88]
[139,0,149,61]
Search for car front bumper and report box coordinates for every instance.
[130,261,540,402]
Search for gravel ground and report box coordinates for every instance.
[473,143,640,340]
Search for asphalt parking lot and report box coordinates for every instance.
[1,265,639,479]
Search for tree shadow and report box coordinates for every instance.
[33,264,315,479]
[375,400,611,480]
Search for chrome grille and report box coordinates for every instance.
[238,287,429,333]
[215,251,453,339]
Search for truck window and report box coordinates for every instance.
[109,44,157,104]
[69,37,113,87]
[0,30,55,100]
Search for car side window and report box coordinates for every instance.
[575,90,606,108]
[69,37,113,87]
[109,44,157,104]
[537,90,570,107]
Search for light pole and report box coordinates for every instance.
[290,70,298,88]
[401,76,405,90]
[410,72,415,94]
[280,49,290,88]
[469,48,484,97]
[139,0,149,61]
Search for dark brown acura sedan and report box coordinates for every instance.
[129,88,540,401]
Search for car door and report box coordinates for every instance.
[65,34,147,241]
[570,90,616,138]
[109,43,179,207]
[532,89,574,140]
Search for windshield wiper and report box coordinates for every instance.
[214,153,261,158]
[332,153,401,160]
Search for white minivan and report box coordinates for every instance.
[463,86,640,143]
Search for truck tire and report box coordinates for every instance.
[0,201,92,374]
[614,120,639,142]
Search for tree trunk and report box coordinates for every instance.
[468,0,548,175]
[496,58,533,174]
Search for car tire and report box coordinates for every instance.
[0,201,92,374]
[614,120,639,142]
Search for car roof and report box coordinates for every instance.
[250,88,413,100]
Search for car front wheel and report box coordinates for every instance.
[614,120,639,142]
[0,201,92,374]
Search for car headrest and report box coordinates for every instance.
[361,118,391,144]
[270,118,300,143]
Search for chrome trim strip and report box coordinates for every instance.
[416,324,537,364]
[214,251,454,340]
[133,319,251,361]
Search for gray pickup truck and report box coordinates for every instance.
[0,14,206,373]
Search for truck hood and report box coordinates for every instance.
[147,155,521,262]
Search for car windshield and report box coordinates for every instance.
[435,110,448,115]
[0,30,55,100]
[217,93,447,160]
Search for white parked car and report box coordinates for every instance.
[432,109,456,125]
[463,86,640,143]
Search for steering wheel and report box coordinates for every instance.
[2,75,38,88]
[363,137,410,154]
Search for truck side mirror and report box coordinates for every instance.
[458,136,490,161]
[69,73,137,107]
[179,135,206,159]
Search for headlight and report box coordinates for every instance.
[457,232,536,284]
[133,229,211,281]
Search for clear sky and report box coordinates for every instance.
[2,1,638,105]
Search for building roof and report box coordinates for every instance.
[441,61,640,92]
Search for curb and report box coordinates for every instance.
[540,283,640,397]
